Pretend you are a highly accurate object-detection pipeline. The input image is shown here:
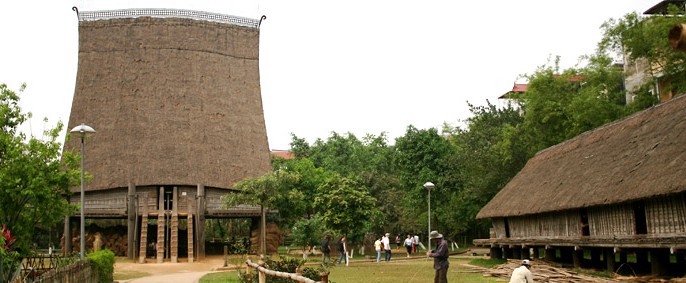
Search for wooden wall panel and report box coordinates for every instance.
[646,194,686,234]
[588,203,633,236]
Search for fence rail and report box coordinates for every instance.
[245,258,326,283]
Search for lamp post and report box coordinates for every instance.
[70,124,96,259]
[423,182,435,251]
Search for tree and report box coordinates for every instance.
[290,132,400,233]
[443,101,528,238]
[313,175,380,243]
[222,169,299,255]
[599,9,686,97]
[518,56,633,150]
[289,215,326,252]
[271,157,333,225]
[393,126,455,234]
[0,83,79,253]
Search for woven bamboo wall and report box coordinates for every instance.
[646,194,686,234]
[588,203,634,236]
[64,16,271,192]
[507,210,580,239]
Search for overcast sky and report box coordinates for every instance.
[1,0,655,150]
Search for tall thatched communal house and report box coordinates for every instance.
[474,94,686,276]
[62,8,272,263]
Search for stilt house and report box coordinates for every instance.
[62,8,272,263]
[474,94,686,276]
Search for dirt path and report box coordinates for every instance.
[114,256,231,283]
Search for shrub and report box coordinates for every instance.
[87,249,115,283]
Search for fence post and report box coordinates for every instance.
[258,257,266,283]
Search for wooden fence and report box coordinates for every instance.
[8,257,98,283]
[245,258,327,283]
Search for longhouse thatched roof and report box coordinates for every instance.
[477,94,686,219]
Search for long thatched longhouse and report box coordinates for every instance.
[62,8,272,263]
[474,94,686,276]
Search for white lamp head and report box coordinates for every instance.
[423,182,435,190]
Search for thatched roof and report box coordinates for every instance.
[64,15,271,192]
[477,94,686,219]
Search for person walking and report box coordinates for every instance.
[382,233,392,262]
[374,236,382,263]
[426,231,449,283]
[321,235,331,264]
[413,234,420,253]
[509,259,534,283]
[337,236,348,266]
[404,234,413,257]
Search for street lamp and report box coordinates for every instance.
[70,123,96,259]
[423,182,435,251]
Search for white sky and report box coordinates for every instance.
[1,0,654,150]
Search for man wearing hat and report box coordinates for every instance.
[426,231,449,283]
[509,259,534,283]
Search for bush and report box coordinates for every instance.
[87,249,115,283]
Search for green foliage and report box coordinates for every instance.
[313,176,380,241]
[518,57,633,151]
[293,132,400,234]
[290,215,325,250]
[599,9,686,97]
[0,83,79,253]
[393,126,455,233]
[271,157,334,225]
[87,249,115,283]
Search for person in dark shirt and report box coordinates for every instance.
[320,235,331,264]
[426,231,449,283]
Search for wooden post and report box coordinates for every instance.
[258,258,266,283]
[490,246,502,260]
[197,184,206,260]
[590,248,602,269]
[560,247,573,264]
[651,249,669,276]
[171,187,179,263]
[187,214,194,263]
[503,246,513,259]
[157,187,165,263]
[544,246,555,262]
[605,248,616,273]
[138,214,148,263]
[636,249,649,273]
[63,215,72,256]
[572,247,582,268]
[127,183,137,260]
[320,272,329,282]
[512,246,522,259]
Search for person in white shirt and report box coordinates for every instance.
[381,233,392,262]
[374,237,382,263]
[403,235,414,257]
[509,259,534,283]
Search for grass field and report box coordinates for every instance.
[200,258,504,283]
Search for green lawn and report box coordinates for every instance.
[200,258,503,283]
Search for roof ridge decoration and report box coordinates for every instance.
[72,6,264,28]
